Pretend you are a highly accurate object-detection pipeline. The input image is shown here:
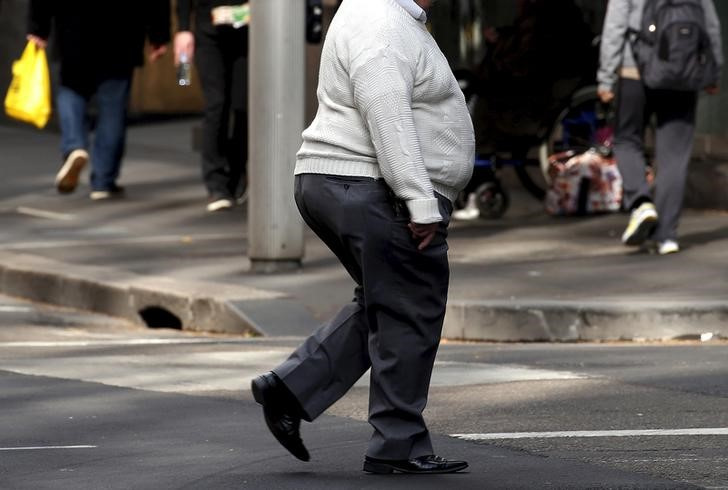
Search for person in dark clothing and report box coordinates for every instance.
[454,0,595,220]
[175,0,249,212]
[27,0,170,200]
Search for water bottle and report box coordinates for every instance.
[177,52,192,87]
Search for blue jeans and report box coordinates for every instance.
[56,76,131,191]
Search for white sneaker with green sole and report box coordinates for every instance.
[622,202,658,246]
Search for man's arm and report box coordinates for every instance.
[27,0,53,47]
[598,0,630,96]
[147,0,171,61]
[177,0,193,32]
[175,0,194,65]
[703,0,723,81]
[350,44,441,225]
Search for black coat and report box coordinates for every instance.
[176,0,239,32]
[28,0,170,93]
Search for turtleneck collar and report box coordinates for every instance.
[393,0,427,22]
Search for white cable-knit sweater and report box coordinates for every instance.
[295,0,475,224]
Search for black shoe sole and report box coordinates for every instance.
[363,460,469,474]
[623,217,657,246]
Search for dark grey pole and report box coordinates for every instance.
[248,0,306,273]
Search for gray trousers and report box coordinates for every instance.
[614,78,697,242]
[274,174,452,460]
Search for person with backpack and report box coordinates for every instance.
[598,0,723,254]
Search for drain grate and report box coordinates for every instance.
[138,306,183,330]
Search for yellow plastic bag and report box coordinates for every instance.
[4,41,51,129]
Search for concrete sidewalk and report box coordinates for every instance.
[0,120,726,341]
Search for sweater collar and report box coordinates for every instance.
[393,0,427,22]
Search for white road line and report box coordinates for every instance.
[452,428,728,440]
[0,306,33,313]
[16,207,76,221]
[0,233,239,250]
[0,445,96,451]
[600,457,728,463]
[0,338,253,348]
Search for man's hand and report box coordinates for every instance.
[149,43,168,63]
[408,222,439,251]
[483,26,499,44]
[26,34,47,49]
[705,84,720,96]
[598,88,615,104]
[174,31,195,65]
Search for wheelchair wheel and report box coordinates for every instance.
[475,182,510,219]
[538,85,606,185]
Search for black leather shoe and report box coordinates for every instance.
[363,455,468,474]
[251,372,310,462]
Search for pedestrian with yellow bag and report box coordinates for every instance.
[26,0,170,199]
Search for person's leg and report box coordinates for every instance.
[266,175,459,469]
[651,89,697,244]
[196,19,233,200]
[56,85,89,157]
[90,75,131,192]
[223,28,249,201]
[613,78,650,210]
[273,175,372,421]
[254,174,372,462]
[54,85,90,193]
[228,109,248,201]
[365,194,451,460]
[274,295,371,420]
[613,78,660,245]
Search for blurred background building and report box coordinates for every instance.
[1,0,727,158]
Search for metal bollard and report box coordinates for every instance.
[248,0,306,273]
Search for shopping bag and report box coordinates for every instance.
[4,41,52,129]
[545,148,623,216]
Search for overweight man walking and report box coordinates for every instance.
[251,0,474,475]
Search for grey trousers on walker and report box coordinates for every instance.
[614,78,698,242]
[273,173,452,460]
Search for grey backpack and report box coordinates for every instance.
[632,0,719,91]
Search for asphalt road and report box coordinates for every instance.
[1,295,726,489]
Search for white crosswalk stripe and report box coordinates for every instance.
[452,428,728,440]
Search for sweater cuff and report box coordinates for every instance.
[406,198,442,224]
[598,82,615,93]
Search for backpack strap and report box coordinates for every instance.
[627,27,642,44]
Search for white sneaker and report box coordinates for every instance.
[206,197,234,212]
[658,239,680,255]
[622,202,658,246]
[55,149,89,194]
[89,185,125,201]
[452,193,480,221]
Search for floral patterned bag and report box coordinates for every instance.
[545,148,623,216]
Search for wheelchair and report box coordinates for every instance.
[453,47,606,219]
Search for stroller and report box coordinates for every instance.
[449,1,607,220]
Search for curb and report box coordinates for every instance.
[0,252,268,337]
[444,300,728,341]
[1,252,726,342]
